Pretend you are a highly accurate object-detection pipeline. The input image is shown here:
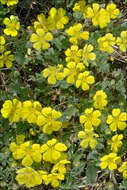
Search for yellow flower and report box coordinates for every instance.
[0,36,5,53]
[107,108,127,131]
[3,15,20,37]
[1,99,22,122]
[65,45,82,63]
[21,101,42,124]
[64,62,85,85]
[10,141,43,166]
[46,159,70,187]
[0,51,14,68]
[106,3,120,19]
[97,8,110,28]
[76,71,95,91]
[10,142,20,153]
[0,0,18,6]
[49,7,69,29]
[108,134,123,153]
[73,0,90,18]
[86,4,110,28]
[80,107,101,131]
[82,44,96,66]
[119,162,127,179]
[41,139,67,163]
[38,170,48,184]
[78,130,99,149]
[34,13,55,31]
[43,64,64,85]
[93,90,108,110]
[37,107,62,134]
[100,153,121,170]
[16,167,42,188]
[30,28,53,50]
[116,31,127,52]
[66,23,89,44]
[52,160,70,174]
[98,33,116,54]
[86,3,100,22]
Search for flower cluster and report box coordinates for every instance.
[16,159,70,188]
[45,160,70,187]
[1,99,62,134]
[16,167,42,188]
[0,0,18,6]
[83,3,119,28]
[0,1,127,188]
[97,33,116,54]
[63,62,85,85]
[30,7,69,50]
[73,0,90,17]
[0,35,15,68]
[116,30,127,52]
[10,140,43,167]
[119,162,127,179]
[10,135,70,188]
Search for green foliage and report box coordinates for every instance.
[0,0,127,189]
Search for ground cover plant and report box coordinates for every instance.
[0,0,127,189]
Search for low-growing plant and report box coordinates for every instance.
[0,0,127,189]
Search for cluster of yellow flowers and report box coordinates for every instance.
[100,153,127,176]
[99,108,126,171]
[42,39,96,91]
[0,14,20,68]
[78,90,107,149]
[1,99,63,134]
[0,35,14,68]
[101,107,126,175]
[73,1,119,28]
[98,31,127,53]
[10,135,70,188]
[0,0,127,187]
[16,160,70,188]
[30,7,69,50]
[77,89,127,176]
[0,0,18,6]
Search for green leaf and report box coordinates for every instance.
[86,165,98,184]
